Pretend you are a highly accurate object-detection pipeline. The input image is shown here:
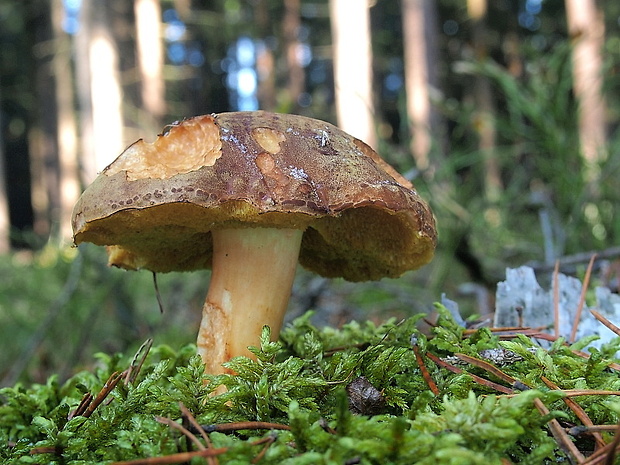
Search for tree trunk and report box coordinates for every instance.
[255,0,277,111]
[565,0,607,183]
[74,1,96,186]
[468,0,502,204]
[329,0,376,149]
[283,0,304,113]
[401,0,442,174]
[75,1,125,184]
[29,1,59,241]
[134,0,166,132]
[0,86,9,254]
[51,0,80,244]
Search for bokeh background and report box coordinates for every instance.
[1,0,619,386]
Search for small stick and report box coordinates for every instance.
[69,393,94,419]
[541,376,606,449]
[534,398,586,464]
[463,326,547,334]
[561,390,620,397]
[251,434,276,464]
[411,339,440,395]
[569,349,620,372]
[155,416,206,451]
[603,422,620,465]
[200,421,291,433]
[569,425,620,435]
[516,306,524,328]
[570,254,597,343]
[318,418,337,435]
[553,260,560,339]
[112,447,229,465]
[152,272,165,314]
[579,421,620,465]
[590,309,620,337]
[426,352,514,395]
[454,353,522,387]
[179,403,218,465]
[124,338,153,385]
[82,371,123,418]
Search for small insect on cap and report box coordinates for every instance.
[72,111,437,281]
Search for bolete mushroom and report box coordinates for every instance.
[72,111,436,376]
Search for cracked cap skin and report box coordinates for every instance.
[72,111,437,281]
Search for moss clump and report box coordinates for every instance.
[2,307,620,464]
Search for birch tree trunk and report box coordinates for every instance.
[329,0,376,149]
[565,0,607,182]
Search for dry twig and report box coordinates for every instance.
[541,376,606,449]
[534,397,585,464]
[590,309,620,337]
[411,339,440,395]
[425,351,514,395]
[124,338,153,385]
[200,421,291,433]
[570,254,597,343]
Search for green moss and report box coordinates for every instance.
[2,308,620,464]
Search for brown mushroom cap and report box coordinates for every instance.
[72,111,436,281]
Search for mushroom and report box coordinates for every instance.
[72,111,436,376]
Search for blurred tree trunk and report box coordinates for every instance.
[255,0,277,111]
[329,0,377,149]
[134,0,166,132]
[401,0,442,175]
[468,0,502,205]
[283,0,304,112]
[74,1,95,186]
[0,87,8,253]
[75,1,125,184]
[29,1,59,241]
[565,0,607,183]
[29,0,80,244]
[51,0,80,243]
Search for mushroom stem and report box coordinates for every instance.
[197,227,304,375]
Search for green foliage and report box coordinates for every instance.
[0,244,211,386]
[2,308,620,464]
[431,39,620,281]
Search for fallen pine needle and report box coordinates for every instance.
[541,376,606,449]
[200,421,291,433]
[426,352,514,395]
[534,397,585,464]
[155,416,206,451]
[454,353,523,386]
[553,260,560,339]
[570,254,597,343]
[590,309,620,337]
[112,447,229,465]
[412,341,440,395]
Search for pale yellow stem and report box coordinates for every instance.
[197,227,303,375]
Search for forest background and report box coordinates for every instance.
[0,0,619,386]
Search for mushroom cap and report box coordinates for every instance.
[72,111,436,281]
